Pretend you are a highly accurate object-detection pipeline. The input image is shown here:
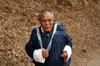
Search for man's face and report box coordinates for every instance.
[39,11,53,33]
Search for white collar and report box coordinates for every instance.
[37,23,57,51]
[41,27,44,33]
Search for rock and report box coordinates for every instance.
[82,48,86,53]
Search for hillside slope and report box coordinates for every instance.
[0,0,100,66]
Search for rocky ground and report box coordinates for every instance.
[0,0,100,66]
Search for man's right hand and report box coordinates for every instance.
[42,49,49,58]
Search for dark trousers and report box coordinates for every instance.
[66,58,71,66]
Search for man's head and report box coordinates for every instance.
[38,9,54,33]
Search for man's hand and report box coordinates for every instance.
[61,51,68,60]
[42,49,49,58]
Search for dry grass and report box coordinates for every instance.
[0,0,100,66]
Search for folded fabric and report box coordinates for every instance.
[33,49,45,63]
[63,45,72,61]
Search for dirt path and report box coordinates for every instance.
[87,50,100,66]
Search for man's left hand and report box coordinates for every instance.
[61,51,68,60]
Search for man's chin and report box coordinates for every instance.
[44,29,52,33]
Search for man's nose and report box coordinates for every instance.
[45,21,49,25]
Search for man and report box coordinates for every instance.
[25,9,72,66]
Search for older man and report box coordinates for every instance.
[25,9,72,66]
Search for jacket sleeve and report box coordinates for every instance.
[57,24,72,61]
[25,31,35,59]
[63,34,72,61]
[57,24,72,48]
[65,34,72,48]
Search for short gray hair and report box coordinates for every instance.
[39,9,54,19]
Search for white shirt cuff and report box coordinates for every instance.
[63,45,72,62]
[33,49,45,63]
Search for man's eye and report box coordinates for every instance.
[42,20,46,22]
[49,19,52,22]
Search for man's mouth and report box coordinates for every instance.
[45,26,50,29]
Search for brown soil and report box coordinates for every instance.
[0,0,100,66]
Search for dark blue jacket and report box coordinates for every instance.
[25,23,72,66]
